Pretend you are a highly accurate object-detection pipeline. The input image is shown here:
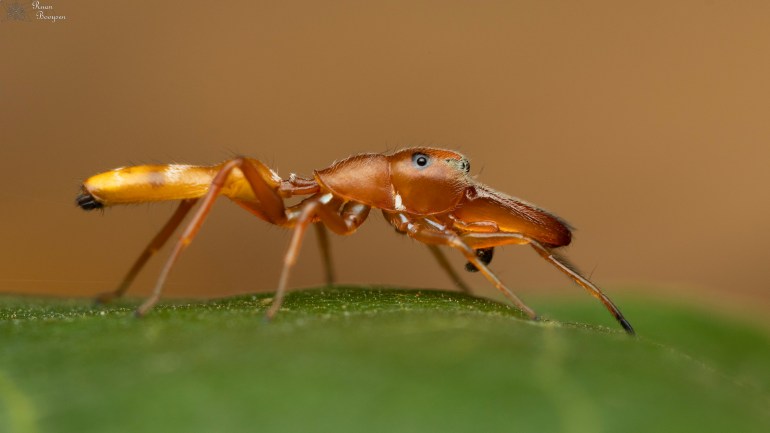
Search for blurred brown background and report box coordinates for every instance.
[1,1,768,315]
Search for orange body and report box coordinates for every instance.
[78,147,634,334]
[314,148,572,246]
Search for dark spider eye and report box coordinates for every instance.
[412,153,430,168]
[462,159,470,173]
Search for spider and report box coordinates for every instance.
[77,147,634,334]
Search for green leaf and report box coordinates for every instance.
[1,287,768,433]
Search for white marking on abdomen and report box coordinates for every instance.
[164,165,192,183]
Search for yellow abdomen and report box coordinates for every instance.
[81,164,220,206]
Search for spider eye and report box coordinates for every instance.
[462,159,470,173]
[412,153,430,168]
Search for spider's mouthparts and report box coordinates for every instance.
[76,191,104,211]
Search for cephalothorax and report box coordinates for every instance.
[77,147,634,334]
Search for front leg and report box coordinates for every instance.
[385,212,537,320]
[458,232,635,335]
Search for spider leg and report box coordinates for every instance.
[426,245,473,294]
[134,158,292,316]
[266,199,370,319]
[94,199,198,304]
[314,223,336,285]
[529,240,635,335]
[457,231,634,335]
[387,213,537,320]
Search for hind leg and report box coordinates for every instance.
[134,158,294,316]
[94,199,198,304]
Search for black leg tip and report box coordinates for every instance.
[620,318,636,336]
